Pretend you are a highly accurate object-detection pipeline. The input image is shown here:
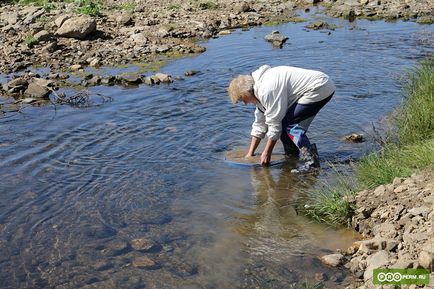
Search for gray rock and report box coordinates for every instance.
[131,256,157,269]
[184,70,199,76]
[372,223,397,239]
[320,253,344,267]
[392,258,414,269]
[5,78,28,91]
[408,206,430,217]
[131,238,158,252]
[364,250,389,281]
[24,83,50,98]
[103,240,129,256]
[100,76,116,85]
[373,185,387,196]
[234,2,251,13]
[89,58,100,67]
[86,75,101,86]
[154,73,172,83]
[41,42,58,53]
[264,30,288,48]
[418,251,434,269]
[54,15,70,28]
[305,21,336,30]
[347,255,364,273]
[130,33,148,46]
[344,133,364,143]
[355,238,398,254]
[33,30,53,42]
[116,14,133,26]
[70,64,83,71]
[2,12,19,25]
[32,77,55,88]
[23,9,44,25]
[55,16,96,40]
[117,73,142,85]
[143,76,154,85]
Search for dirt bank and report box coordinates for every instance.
[321,170,434,288]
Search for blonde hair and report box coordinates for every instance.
[228,75,254,104]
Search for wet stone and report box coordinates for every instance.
[100,76,116,85]
[131,256,157,269]
[320,253,344,267]
[131,238,158,252]
[82,224,117,239]
[184,70,199,76]
[344,133,364,143]
[102,240,129,256]
[314,272,328,282]
[264,30,288,48]
[92,260,113,271]
[305,21,336,30]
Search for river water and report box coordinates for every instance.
[0,12,433,289]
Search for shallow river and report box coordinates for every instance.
[0,11,433,289]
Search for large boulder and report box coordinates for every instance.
[55,16,96,39]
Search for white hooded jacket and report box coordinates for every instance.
[251,65,335,141]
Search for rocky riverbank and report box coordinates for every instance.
[0,0,432,107]
[320,170,434,288]
[0,0,433,75]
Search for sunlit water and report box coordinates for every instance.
[0,11,433,289]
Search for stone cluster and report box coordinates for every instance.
[321,170,434,289]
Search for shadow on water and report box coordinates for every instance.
[0,9,433,289]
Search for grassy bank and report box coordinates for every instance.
[304,57,434,226]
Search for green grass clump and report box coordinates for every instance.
[357,139,434,188]
[169,4,181,10]
[116,1,136,12]
[287,16,308,23]
[302,280,324,289]
[198,1,218,10]
[302,172,358,227]
[303,57,434,227]
[396,58,434,145]
[74,0,102,16]
[416,16,434,25]
[23,35,39,47]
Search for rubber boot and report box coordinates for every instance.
[282,140,299,157]
[291,143,320,173]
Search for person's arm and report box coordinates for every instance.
[260,138,277,166]
[246,136,261,157]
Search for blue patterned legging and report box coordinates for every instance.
[280,93,334,153]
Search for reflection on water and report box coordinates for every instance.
[0,11,433,289]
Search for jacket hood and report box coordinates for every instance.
[252,65,271,83]
[252,65,271,99]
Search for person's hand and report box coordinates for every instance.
[260,151,271,166]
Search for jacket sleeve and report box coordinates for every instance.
[251,107,267,139]
[263,88,288,141]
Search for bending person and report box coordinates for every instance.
[228,65,335,172]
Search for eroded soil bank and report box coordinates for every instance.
[321,170,434,288]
